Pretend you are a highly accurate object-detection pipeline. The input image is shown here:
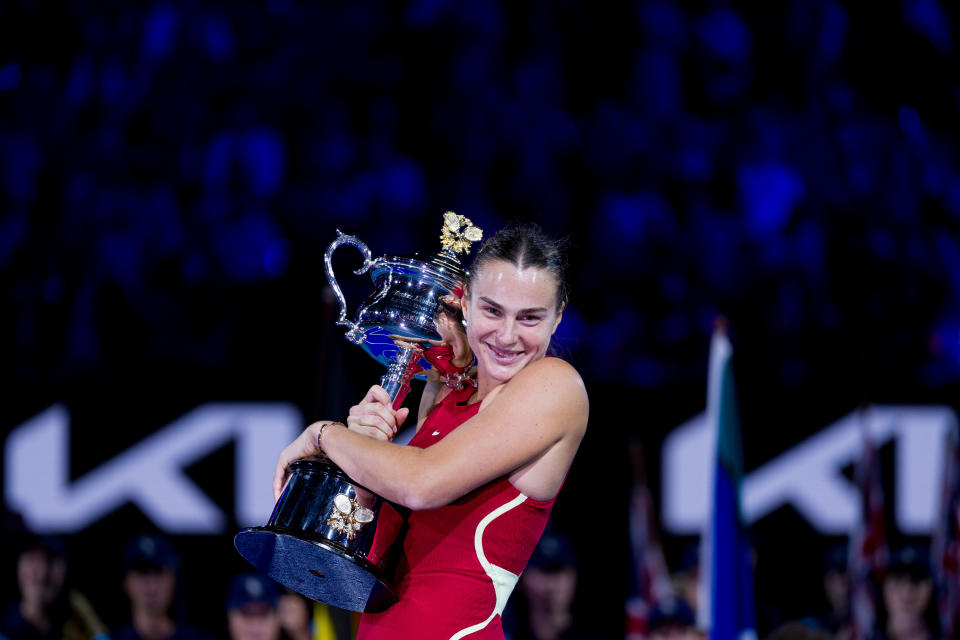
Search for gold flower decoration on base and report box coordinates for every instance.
[440,211,483,255]
[327,493,375,541]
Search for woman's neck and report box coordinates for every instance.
[473,373,501,404]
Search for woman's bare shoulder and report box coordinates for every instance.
[515,356,587,395]
[488,356,589,431]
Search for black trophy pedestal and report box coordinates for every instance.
[234,459,398,613]
[234,527,395,612]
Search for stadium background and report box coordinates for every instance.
[3,1,960,637]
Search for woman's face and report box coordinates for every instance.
[463,259,562,388]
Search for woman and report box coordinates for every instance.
[273,224,589,639]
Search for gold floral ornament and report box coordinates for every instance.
[440,211,483,255]
[327,493,375,540]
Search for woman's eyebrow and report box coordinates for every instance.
[479,296,548,314]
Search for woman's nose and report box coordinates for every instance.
[496,319,518,344]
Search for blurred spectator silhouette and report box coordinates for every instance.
[810,544,851,640]
[504,530,599,640]
[647,598,700,640]
[867,546,941,640]
[766,621,832,640]
[0,535,107,640]
[112,534,212,640]
[225,574,280,640]
[672,543,700,618]
[274,589,309,640]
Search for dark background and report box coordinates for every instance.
[3,1,960,637]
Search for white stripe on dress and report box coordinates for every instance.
[448,492,527,640]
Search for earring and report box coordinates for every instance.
[461,318,468,328]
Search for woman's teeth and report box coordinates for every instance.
[488,344,522,361]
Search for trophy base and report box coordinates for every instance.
[234,527,397,613]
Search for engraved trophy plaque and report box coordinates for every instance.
[234,212,482,612]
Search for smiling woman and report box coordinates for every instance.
[273,223,588,639]
[464,227,568,399]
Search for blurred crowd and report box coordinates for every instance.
[1,517,948,640]
[0,507,601,640]
[3,1,960,394]
[0,527,343,640]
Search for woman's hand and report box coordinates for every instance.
[273,421,328,501]
[347,385,409,441]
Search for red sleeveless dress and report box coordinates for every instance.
[357,385,558,639]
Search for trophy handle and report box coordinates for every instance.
[324,231,374,344]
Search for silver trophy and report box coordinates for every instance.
[234,213,482,613]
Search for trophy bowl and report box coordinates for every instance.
[235,213,482,612]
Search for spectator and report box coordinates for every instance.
[112,534,211,640]
[672,544,700,617]
[506,531,599,640]
[766,621,832,640]
[868,546,940,640]
[647,598,700,640]
[811,545,850,640]
[274,590,309,640]
[0,535,107,640]
[225,574,280,640]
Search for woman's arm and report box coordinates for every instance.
[317,356,588,510]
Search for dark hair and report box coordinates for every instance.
[467,223,569,311]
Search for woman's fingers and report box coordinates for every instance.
[272,444,296,501]
[361,385,393,406]
[347,412,394,438]
[351,400,398,429]
[347,401,400,439]
[272,423,324,501]
[272,461,286,502]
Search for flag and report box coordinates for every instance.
[625,442,674,639]
[932,422,960,639]
[847,407,888,640]
[697,323,756,640]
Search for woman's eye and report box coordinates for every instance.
[482,306,501,316]
[520,315,543,324]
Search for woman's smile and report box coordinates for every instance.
[484,342,526,365]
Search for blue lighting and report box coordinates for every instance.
[143,7,178,60]
[44,275,65,305]
[263,239,290,277]
[0,64,21,91]
[204,14,236,61]
[697,8,751,62]
[738,163,805,238]
[898,105,926,149]
[903,0,953,52]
